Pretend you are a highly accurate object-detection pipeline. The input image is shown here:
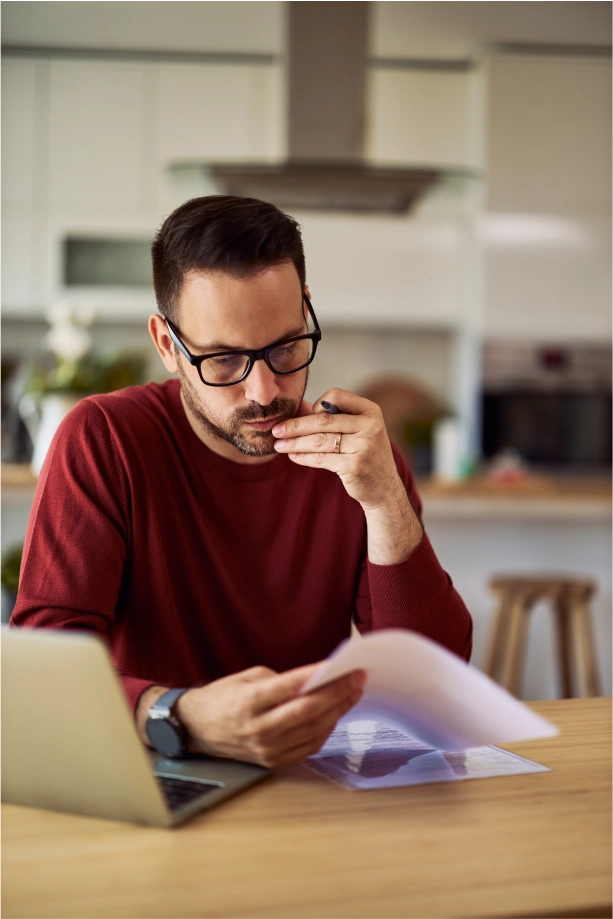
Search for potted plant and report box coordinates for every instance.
[1,542,22,624]
[19,304,147,474]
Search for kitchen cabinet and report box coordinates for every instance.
[486,55,611,211]
[366,67,484,170]
[1,59,43,312]
[1,212,35,310]
[296,210,465,326]
[156,62,284,166]
[154,61,285,214]
[484,53,612,341]
[47,60,148,216]
[1,59,39,208]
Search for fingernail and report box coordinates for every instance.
[272,423,285,436]
[273,439,285,450]
[351,672,367,690]
[321,401,332,411]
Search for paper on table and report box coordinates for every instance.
[299,629,558,750]
[304,718,551,790]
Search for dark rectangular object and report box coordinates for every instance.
[64,237,153,287]
[482,390,612,469]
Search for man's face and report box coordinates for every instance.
[172,262,310,462]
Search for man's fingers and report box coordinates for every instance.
[313,388,373,416]
[275,431,358,455]
[253,695,360,768]
[248,661,326,711]
[258,670,365,736]
[274,413,361,440]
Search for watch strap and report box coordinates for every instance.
[146,688,189,758]
[150,688,188,716]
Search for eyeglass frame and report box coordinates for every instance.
[164,293,322,387]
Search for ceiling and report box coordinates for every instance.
[2,1,611,60]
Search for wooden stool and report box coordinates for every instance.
[483,575,601,698]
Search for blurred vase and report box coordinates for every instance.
[19,392,81,476]
[433,417,464,481]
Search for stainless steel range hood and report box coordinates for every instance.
[170,2,441,214]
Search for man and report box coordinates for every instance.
[12,196,472,768]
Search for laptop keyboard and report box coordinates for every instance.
[156,775,219,811]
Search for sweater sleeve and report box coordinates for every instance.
[10,399,158,712]
[353,443,473,662]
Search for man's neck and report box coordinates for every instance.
[179,389,276,465]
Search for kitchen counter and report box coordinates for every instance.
[417,474,611,521]
[3,464,611,521]
[1,464,38,490]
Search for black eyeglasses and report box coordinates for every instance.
[165,294,321,387]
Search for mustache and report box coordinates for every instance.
[232,398,299,424]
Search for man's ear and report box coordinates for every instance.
[148,315,179,374]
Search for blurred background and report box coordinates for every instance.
[1,1,611,698]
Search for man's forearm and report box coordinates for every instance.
[363,481,424,565]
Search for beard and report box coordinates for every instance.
[177,361,308,458]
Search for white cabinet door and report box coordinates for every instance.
[47,60,147,215]
[156,62,285,164]
[1,210,34,310]
[1,59,39,207]
[297,211,463,326]
[366,68,484,170]
[484,54,612,340]
[487,55,612,210]
[155,61,285,214]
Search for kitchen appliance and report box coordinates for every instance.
[481,342,612,472]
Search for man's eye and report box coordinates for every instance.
[271,343,297,358]
[212,354,242,367]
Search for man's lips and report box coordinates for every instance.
[244,414,283,433]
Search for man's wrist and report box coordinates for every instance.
[362,482,424,565]
[135,684,170,746]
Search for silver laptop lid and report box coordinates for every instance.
[1,628,269,827]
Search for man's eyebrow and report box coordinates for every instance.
[197,325,307,354]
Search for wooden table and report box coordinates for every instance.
[2,699,611,919]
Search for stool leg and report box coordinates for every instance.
[570,602,602,698]
[555,600,574,699]
[500,599,529,698]
[483,594,514,683]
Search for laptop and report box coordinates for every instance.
[1,627,270,827]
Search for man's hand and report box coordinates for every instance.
[272,390,401,510]
[272,389,424,564]
[137,664,366,769]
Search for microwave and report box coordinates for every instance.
[481,342,612,472]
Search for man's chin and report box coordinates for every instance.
[232,430,278,458]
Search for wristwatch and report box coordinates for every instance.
[145,688,189,758]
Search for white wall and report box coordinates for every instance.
[426,513,612,700]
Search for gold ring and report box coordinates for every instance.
[334,435,342,454]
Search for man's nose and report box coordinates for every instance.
[242,358,280,406]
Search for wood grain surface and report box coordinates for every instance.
[2,698,611,919]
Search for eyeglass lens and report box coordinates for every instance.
[200,337,315,385]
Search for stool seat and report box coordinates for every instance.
[484,574,600,699]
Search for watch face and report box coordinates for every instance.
[146,717,184,759]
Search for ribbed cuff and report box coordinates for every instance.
[121,674,159,715]
[367,532,450,616]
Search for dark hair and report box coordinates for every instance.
[151,195,306,322]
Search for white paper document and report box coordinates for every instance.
[304,718,550,791]
[300,629,558,751]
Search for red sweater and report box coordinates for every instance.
[12,380,472,712]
